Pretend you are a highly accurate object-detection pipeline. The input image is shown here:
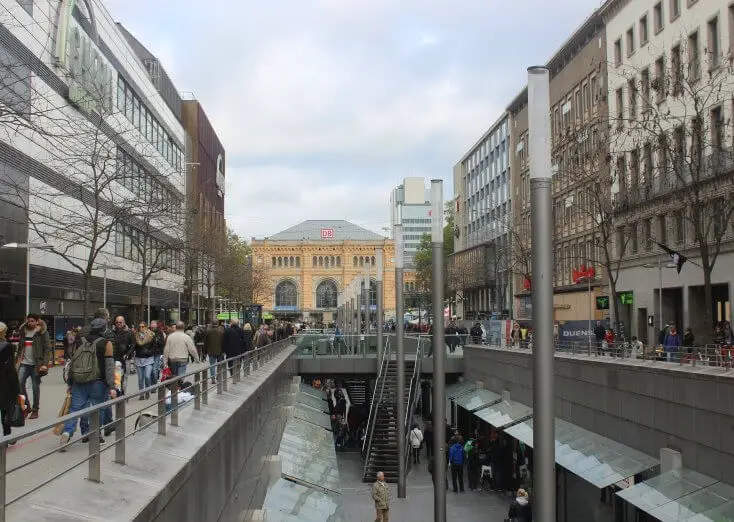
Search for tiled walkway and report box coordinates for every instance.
[337,452,511,521]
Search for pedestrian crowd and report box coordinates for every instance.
[0,309,286,450]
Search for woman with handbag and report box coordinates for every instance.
[0,322,21,437]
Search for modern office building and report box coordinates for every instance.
[0,0,186,332]
[251,220,401,323]
[450,114,512,319]
[601,0,734,341]
[389,177,431,269]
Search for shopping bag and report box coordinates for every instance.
[52,393,72,435]
[9,402,25,427]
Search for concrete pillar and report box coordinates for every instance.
[660,448,682,473]
[263,455,282,488]
[682,285,690,332]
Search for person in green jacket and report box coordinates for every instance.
[371,471,390,521]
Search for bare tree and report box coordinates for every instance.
[609,40,734,339]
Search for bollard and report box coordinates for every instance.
[114,401,126,465]
[222,362,228,392]
[194,372,201,410]
[171,385,179,427]
[88,410,101,483]
[217,365,224,394]
[201,369,208,405]
[157,386,167,435]
[243,353,251,376]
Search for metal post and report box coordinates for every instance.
[528,65,556,521]
[201,369,208,405]
[147,284,151,325]
[376,249,385,361]
[24,244,30,317]
[194,371,201,410]
[394,228,406,498]
[155,386,166,436]
[217,365,223,394]
[178,290,181,322]
[171,385,179,426]
[114,401,125,465]
[350,297,356,353]
[88,410,101,482]
[587,275,592,351]
[430,179,446,522]
[658,256,663,337]
[103,267,108,311]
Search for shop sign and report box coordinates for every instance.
[55,0,114,113]
[320,228,334,239]
[596,296,610,310]
[619,291,634,305]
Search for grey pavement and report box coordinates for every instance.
[5,359,211,503]
[337,452,510,521]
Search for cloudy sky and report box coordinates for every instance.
[108,0,599,240]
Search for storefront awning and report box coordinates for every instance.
[262,478,346,521]
[505,418,658,490]
[473,400,532,429]
[279,417,340,493]
[453,388,502,413]
[616,468,734,521]
[445,381,477,400]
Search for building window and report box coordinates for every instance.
[590,75,597,107]
[615,87,624,125]
[271,257,276,268]
[711,106,724,151]
[277,257,282,268]
[296,256,301,268]
[708,16,721,68]
[616,226,626,258]
[353,256,358,267]
[626,27,635,56]
[369,280,377,307]
[336,256,341,267]
[658,215,668,244]
[371,256,376,266]
[670,0,680,21]
[643,219,652,250]
[614,38,623,66]
[641,68,651,111]
[628,79,637,121]
[654,55,666,103]
[275,280,298,308]
[675,210,685,245]
[318,256,323,267]
[313,256,317,267]
[315,280,338,309]
[640,15,649,45]
[688,30,700,81]
[654,2,664,33]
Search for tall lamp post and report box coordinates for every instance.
[147,276,163,325]
[430,179,446,522]
[97,263,123,311]
[376,249,384,361]
[394,223,407,498]
[528,65,556,521]
[1,241,52,317]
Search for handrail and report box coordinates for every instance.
[361,340,391,474]
[361,337,390,456]
[403,335,425,473]
[0,337,294,522]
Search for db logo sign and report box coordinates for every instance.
[320,228,334,239]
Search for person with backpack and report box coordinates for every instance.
[448,436,466,492]
[409,423,423,464]
[58,318,116,448]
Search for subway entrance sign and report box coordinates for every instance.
[618,291,634,305]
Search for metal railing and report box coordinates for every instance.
[0,338,293,522]
[295,332,383,358]
[361,340,391,475]
[476,338,734,371]
[403,335,426,474]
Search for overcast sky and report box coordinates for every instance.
[108,0,599,240]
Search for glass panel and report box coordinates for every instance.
[650,481,734,521]
[504,419,533,447]
[297,391,329,412]
[617,469,719,513]
[473,400,532,429]
[263,479,346,521]
[445,381,477,399]
[279,419,340,493]
[299,383,324,399]
[693,499,734,521]
[453,388,501,412]
[294,403,333,430]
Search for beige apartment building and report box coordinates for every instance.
[508,11,608,323]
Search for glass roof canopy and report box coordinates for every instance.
[617,469,734,521]
[297,390,329,412]
[453,388,502,413]
[473,400,533,429]
[299,383,325,399]
[445,381,478,399]
[503,419,658,490]
[294,402,333,430]
[279,415,340,493]
[263,479,346,521]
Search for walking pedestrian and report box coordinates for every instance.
[163,322,199,377]
[448,436,465,492]
[424,421,434,459]
[204,322,224,384]
[409,423,423,464]
[16,313,51,419]
[0,322,20,438]
[507,488,533,521]
[134,322,155,400]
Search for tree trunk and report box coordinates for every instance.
[606,266,620,336]
[82,272,92,321]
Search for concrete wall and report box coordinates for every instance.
[462,345,734,484]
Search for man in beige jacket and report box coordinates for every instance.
[371,471,390,521]
[162,322,198,377]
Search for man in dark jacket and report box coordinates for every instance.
[112,316,135,365]
[17,313,51,419]
[150,321,166,382]
[223,319,245,377]
[204,322,224,384]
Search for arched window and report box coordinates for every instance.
[319,256,324,267]
[277,257,282,268]
[330,256,335,266]
[272,257,276,267]
[315,279,338,309]
[359,256,364,266]
[296,257,300,268]
[275,280,298,308]
[353,256,358,267]
[325,256,330,268]
[369,280,377,307]
[336,256,341,267]
[371,256,376,266]
[289,256,294,267]
[313,256,317,267]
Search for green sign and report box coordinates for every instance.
[619,291,634,305]
[596,296,610,310]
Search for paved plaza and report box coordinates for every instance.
[337,452,511,521]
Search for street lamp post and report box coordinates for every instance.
[98,264,123,311]
[1,241,52,317]
[528,65,556,521]
[394,225,407,498]
[430,179,446,522]
[147,276,163,325]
